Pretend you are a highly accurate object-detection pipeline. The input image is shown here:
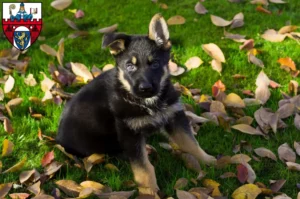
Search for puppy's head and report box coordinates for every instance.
[102,14,171,99]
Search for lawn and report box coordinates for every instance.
[0,0,300,198]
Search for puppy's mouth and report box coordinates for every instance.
[134,90,159,98]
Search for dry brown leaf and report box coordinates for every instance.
[27,181,41,195]
[104,163,119,172]
[269,80,281,89]
[167,15,186,25]
[240,39,254,51]
[185,111,209,123]
[0,183,13,198]
[232,124,265,136]
[55,180,82,197]
[254,147,277,161]
[57,39,64,66]
[255,85,270,105]
[269,0,287,3]
[80,181,107,193]
[261,29,287,42]
[40,44,57,56]
[176,190,197,199]
[211,59,222,74]
[174,178,189,190]
[236,116,254,125]
[194,2,208,14]
[248,53,264,68]
[71,62,93,83]
[159,3,168,9]
[83,153,105,173]
[223,93,245,108]
[4,75,15,93]
[231,154,251,164]
[277,57,296,71]
[210,15,232,27]
[202,43,226,63]
[286,162,300,171]
[40,72,55,92]
[224,30,246,42]
[270,179,286,192]
[98,24,118,33]
[44,161,63,176]
[102,64,115,72]
[237,164,248,183]
[295,114,300,130]
[220,172,236,179]
[94,190,135,198]
[7,98,23,108]
[278,143,296,163]
[19,169,38,184]
[9,193,30,199]
[51,0,72,11]
[32,194,55,199]
[243,163,256,183]
[276,103,295,119]
[2,157,26,173]
[68,31,89,39]
[250,0,269,5]
[63,18,78,30]
[24,74,37,86]
[79,187,93,198]
[41,151,55,167]
[210,101,226,114]
[3,118,13,134]
[180,153,202,173]
[232,183,261,199]
[256,5,272,14]
[289,80,298,96]
[202,179,222,197]
[184,56,203,71]
[278,25,298,34]
[2,139,14,157]
[230,12,244,29]
[256,71,270,87]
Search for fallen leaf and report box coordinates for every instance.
[41,72,55,92]
[94,190,135,198]
[185,111,209,123]
[240,39,254,51]
[167,15,186,25]
[71,62,93,83]
[44,161,63,176]
[24,74,37,86]
[176,190,197,199]
[79,188,93,198]
[256,70,270,87]
[232,184,261,199]
[174,178,189,189]
[80,181,108,193]
[2,157,26,173]
[256,5,272,14]
[248,53,264,68]
[230,12,244,29]
[75,10,85,18]
[32,194,55,199]
[270,179,286,192]
[216,155,232,169]
[202,43,226,63]
[220,172,236,179]
[40,44,57,56]
[237,164,248,183]
[289,80,298,96]
[0,183,13,198]
[250,0,269,6]
[4,75,15,93]
[194,2,208,14]
[3,118,13,134]
[102,64,115,72]
[232,74,246,79]
[276,103,295,119]
[277,57,296,71]
[270,0,287,3]
[210,15,232,27]
[185,56,203,71]
[236,116,253,125]
[273,194,292,199]
[83,153,105,173]
[27,181,41,195]
[104,163,119,172]
[19,169,38,184]
[211,59,222,74]
[261,29,287,42]
[286,162,300,171]
[68,31,89,39]
[254,147,277,161]
[7,98,23,107]
[213,80,226,93]
[41,151,55,167]
[56,40,64,66]
[255,85,270,104]
[98,24,118,33]
[278,25,298,34]
[210,101,226,114]
[242,90,254,96]
[231,154,251,164]
[159,3,168,9]
[9,193,30,199]
[269,80,281,89]
[2,139,14,157]
[55,180,82,197]
[295,114,300,130]
[51,0,72,11]
[224,30,246,42]
[223,93,245,108]
[278,143,296,163]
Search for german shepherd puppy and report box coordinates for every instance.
[56,14,216,198]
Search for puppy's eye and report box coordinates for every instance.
[151,61,160,69]
[126,63,137,72]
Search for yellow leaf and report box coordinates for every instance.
[2,139,14,157]
[232,184,262,199]
[203,179,220,188]
[2,157,27,173]
[68,9,77,14]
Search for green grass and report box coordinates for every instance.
[0,0,300,198]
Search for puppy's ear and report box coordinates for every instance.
[102,33,130,55]
[148,13,171,49]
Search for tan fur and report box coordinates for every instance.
[130,141,159,197]
[108,39,125,55]
[132,56,137,65]
[148,13,169,46]
[169,129,216,165]
[118,68,131,92]
[148,55,153,62]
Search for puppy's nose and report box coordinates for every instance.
[139,82,153,92]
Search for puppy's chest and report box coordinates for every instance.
[122,99,183,131]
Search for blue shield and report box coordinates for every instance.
[13,31,31,50]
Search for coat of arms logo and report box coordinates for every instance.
[2,2,42,51]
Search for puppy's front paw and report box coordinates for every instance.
[202,155,217,166]
[138,187,160,199]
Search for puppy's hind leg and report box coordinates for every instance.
[165,111,216,165]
